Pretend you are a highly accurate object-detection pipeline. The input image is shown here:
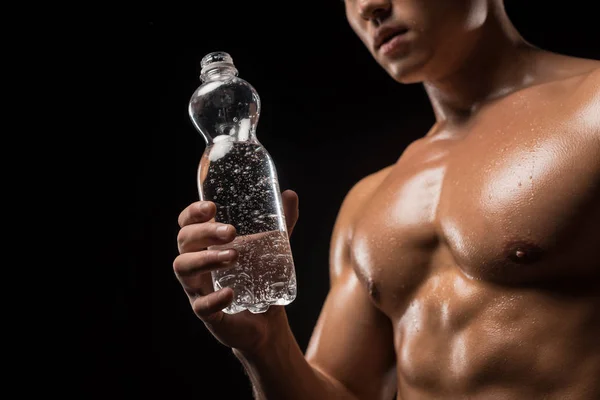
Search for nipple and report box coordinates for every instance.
[506,240,544,264]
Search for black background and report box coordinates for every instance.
[79,2,599,399]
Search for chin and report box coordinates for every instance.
[378,48,434,84]
[385,58,430,84]
[392,69,426,84]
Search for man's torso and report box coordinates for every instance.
[349,65,600,399]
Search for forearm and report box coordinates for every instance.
[233,322,358,400]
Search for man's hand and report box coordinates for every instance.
[173,189,299,353]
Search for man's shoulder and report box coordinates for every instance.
[516,52,600,130]
[573,65,600,131]
[538,53,600,96]
[549,58,600,135]
[571,63,600,106]
[329,165,395,274]
[333,165,395,229]
[346,166,394,206]
[537,55,600,168]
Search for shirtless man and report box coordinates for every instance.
[174,0,600,398]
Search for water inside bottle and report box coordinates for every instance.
[201,138,297,313]
[210,230,297,314]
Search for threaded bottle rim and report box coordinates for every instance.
[200,51,238,80]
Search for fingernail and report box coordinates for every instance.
[217,225,230,238]
[218,250,233,260]
[200,202,211,212]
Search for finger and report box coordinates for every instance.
[281,190,299,237]
[175,250,238,298]
[173,249,238,278]
[177,222,237,253]
[192,288,234,321]
[178,201,216,228]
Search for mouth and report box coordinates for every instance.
[374,27,410,51]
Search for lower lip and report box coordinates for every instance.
[379,32,410,56]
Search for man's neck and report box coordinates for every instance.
[423,10,535,123]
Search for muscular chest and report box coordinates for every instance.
[351,104,599,312]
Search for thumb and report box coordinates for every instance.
[281,189,299,237]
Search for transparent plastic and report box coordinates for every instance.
[188,51,297,314]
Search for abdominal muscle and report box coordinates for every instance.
[389,262,600,400]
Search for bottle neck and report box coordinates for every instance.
[200,64,238,82]
[190,52,260,146]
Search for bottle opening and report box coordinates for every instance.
[201,51,233,69]
[200,51,238,80]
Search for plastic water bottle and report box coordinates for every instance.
[188,51,297,314]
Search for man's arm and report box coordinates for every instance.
[234,167,397,400]
[306,167,397,400]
